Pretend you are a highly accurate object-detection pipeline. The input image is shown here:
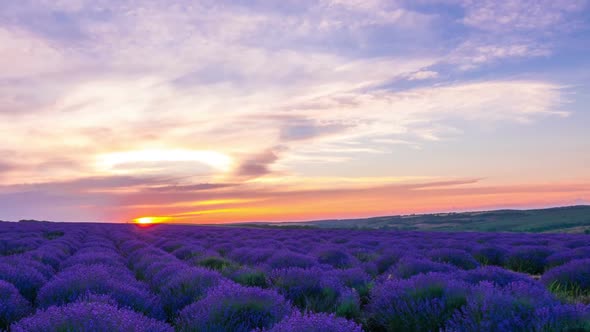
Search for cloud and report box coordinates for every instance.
[279,117,351,141]
[146,183,238,192]
[320,0,435,28]
[429,0,588,71]
[0,174,177,221]
[0,175,167,193]
[460,0,587,32]
[406,70,439,80]
[0,69,567,189]
[0,174,166,221]
[0,27,70,79]
[235,149,282,178]
[279,80,566,150]
[0,161,14,173]
[448,39,551,70]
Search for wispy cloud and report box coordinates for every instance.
[449,39,551,70]
[460,0,587,32]
[406,70,439,80]
[0,161,14,173]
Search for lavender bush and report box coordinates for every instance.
[270,267,357,314]
[267,250,318,269]
[504,246,554,275]
[0,280,32,329]
[367,273,470,331]
[176,282,292,331]
[385,256,457,279]
[37,264,163,318]
[444,281,558,331]
[158,266,223,317]
[472,246,508,266]
[10,302,173,332]
[532,303,590,331]
[429,248,479,270]
[542,259,590,299]
[461,266,536,287]
[262,312,363,332]
[0,260,47,301]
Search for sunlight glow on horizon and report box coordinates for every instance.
[133,216,171,226]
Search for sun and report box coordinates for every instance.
[135,217,154,225]
[133,216,168,226]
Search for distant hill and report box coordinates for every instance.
[0,219,55,223]
[233,205,590,233]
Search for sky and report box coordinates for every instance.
[1,0,589,224]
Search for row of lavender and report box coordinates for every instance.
[0,222,66,257]
[1,222,589,331]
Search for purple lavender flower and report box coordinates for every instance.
[10,301,173,332]
[445,281,558,332]
[157,239,185,253]
[8,257,56,279]
[472,246,508,266]
[171,244,207,260]
[316,247,355,269]
[270,267,354,313]
[545,247,590,268]
[331,267,373,300]
[349,248,379,263]
[261,311,363,332]
[385,256,457,279]
[542,258,590,298]
[375,249,405,274]
[119,239,147,254]
[0,260,47,301]
[196,255,236,271]
[37,264,163,319]
[128,247,174,274]
[462,266,536,287]
[25,242,75,270]
[60,251,125,269]
[228,267,269,288]
[367,273,469,331]
[229,247,276,265]
[158,266,223,318]
[267,250,317,269]
[176,282,292,332]
[148,262,191,290]
[532,303,590,331]
[429,249,479,270]
[73,292,119,306]
[0,280,32,330]
[504,246,553,275]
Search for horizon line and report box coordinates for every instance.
[4,204,588,226]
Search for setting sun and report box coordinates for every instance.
[133,216,169,226]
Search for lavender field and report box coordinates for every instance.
[1,222,589,331]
